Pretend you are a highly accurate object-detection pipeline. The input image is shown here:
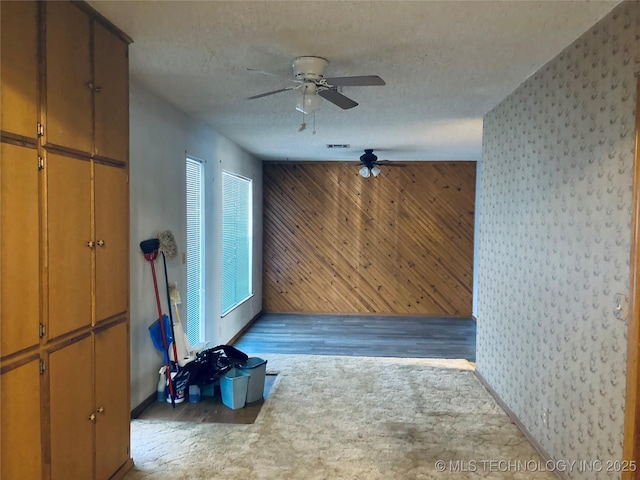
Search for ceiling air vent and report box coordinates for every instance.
[326,144,350,149]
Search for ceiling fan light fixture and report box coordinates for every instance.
[295,92,323,114]
[359,166,371,178]
[371,166,381,177]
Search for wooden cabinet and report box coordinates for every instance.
[0,358,43,480]
[44,1,93,154]
[47,153,93,339]
[0,2,132,479]
[0,143,41,357]
[95,164,130,322]
[49,323,129,480]
[0,1,39,140]
[44,1,129,165]
[94,322,130,480]
[94,22,129,164]
[47,155,129,339]
[49,336,94,480]
[48,322,129,480]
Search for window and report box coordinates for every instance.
[221,171,252,315]
[186,158,204,346]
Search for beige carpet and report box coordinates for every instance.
[124,355,555,480]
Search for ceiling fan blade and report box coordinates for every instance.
[246,68,300,83]
[375,161,407,167]
[247,87,297,100]
[324,75,385,87]
[317,89,358,109]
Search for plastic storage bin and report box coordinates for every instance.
[201,383,216,397]
[188,384,201,403]
[220,368,249,410]
[238,357,267,403]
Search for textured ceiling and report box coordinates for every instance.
[89,1,617,162]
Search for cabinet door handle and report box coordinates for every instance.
[97,406,105,414]
[95,86,103,93]
[97,239,105,247]
[86,81,95,91]
[86,240,95,248]
[88,413,96,422]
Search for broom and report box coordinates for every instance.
[140,238,176,407]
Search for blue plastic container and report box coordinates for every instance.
[201,383,216,397]
[188,384,201,403]
[238,357,267,403]
[220,368,249,410]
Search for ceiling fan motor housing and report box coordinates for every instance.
[293,56,329,81]
[360,149,378,168]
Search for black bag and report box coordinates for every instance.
[184,345,248,386]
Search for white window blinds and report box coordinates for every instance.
[221,171,252,315]
[186,158,204,345]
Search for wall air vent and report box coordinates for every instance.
[326,144,350,149]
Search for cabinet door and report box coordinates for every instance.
[0,1,38,139]
[95,164,129,322]
[1,143,41,357]
[47,153,92,338]
[49,337,94,480]
[94,22,129,164]
[1,359,43,479]
[95,322,130,480]
[45,1,92,154]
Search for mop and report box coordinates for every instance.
[158,230,180,365]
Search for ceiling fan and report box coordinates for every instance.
[247,56,385,114]
[356,149,406,178]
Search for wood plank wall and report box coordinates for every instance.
[263,161,476,316]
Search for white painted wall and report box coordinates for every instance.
[129,80,263,409]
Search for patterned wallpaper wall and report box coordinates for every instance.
[477,3,639,478]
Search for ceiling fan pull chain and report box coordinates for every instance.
[298,110,306,132]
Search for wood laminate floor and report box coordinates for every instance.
[233,313,476,362]
[137,314,475,424]
[136,375,277,424]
